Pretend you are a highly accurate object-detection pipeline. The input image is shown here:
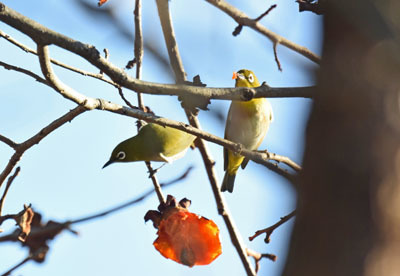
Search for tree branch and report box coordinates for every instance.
[0,134,18,149]
[38,43,300,187]
[249,210,296,243]
[205,0,321,64]
[0,167,20,217]
[0,30,118,87]
[0,60,48,85]
[0,3,314,100]
[0,255,32,276]
[246,248,277,273]
[133,0,165,205]
[0,106,87,188]
[156,0,256,275]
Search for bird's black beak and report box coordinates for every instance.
[102,159,114,169]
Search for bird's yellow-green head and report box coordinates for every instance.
[102,137,141,168]
[232,69,260,88]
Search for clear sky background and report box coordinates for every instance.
[0,0,322,275]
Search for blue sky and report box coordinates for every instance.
[0,0,322,275]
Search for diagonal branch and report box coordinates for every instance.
[0,167,20,216]
[0,30,118,87]
[249,210,296,243]
[36,43,300,186]
[0,3,314,100]
[0,106,87,188]
[133,0,165,205]
[0,134,18,149]
[205,0,321,64]
[156,0,256,275]
[0,60,48,85]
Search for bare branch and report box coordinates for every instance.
[71,185,163,224]
[117,87,136,109]
[0,106,86,188]
[0,167,20,216]
[0,134,18,149]
[0,30,118,87]
[259,150,302,172]
[205,0,321,64]
[0,4,314,100]
[273,42,282,72]
[0,255,32,276]
[249,210,296,243]
[156,0,256,274]
[246,248,277,273]
[134,0,144,107]
[36,42,298,188]
[0,60,48,85]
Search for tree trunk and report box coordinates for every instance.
[283,1,400,275]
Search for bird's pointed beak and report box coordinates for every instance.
[102,159,114,169]
[232,71,238,80]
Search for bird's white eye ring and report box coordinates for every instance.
[237,73,245,80]
[248,74,254,83]
[117,151,126,160]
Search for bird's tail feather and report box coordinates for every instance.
[221,172,236,193]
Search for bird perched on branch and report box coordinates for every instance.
[221,69,274,193]
[103,122,196,168]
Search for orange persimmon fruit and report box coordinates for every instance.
[145,195,222,267]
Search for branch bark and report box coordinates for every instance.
[156,0,256,274]
[0,3,314,101]
[205,0,321,64]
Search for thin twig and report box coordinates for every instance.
[133,0,165,205]
[260,150,302,172]
[205,0,320,64]
[35,43,296,184]
[0,7,314,100]
[117,86,136,109]
[246,248,277,273]
[0,255,32,276]
[71,185,163,224]
[0,167,20,216]
[273,42,282,71]
[233,4,277,37]
[0,177,181,244]
[254,4,277,22]
[134,0,144,108]
[0,30,118,88]
[249,210,296,243]
[0,106,86,189]
[156,0,255,274]
[0,60,48,85]
[0,134,18,149]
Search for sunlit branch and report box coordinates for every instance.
[0,60,48,85]
[0,3,314,100]
[156,0,256,275]
[205,0,321,64]
[0,167,20,216]
[249,210,296,243]
[246,248,277,273]
[132,0,165,205]
[0,134,18,149]
[0,106,86,189]
[0,30,118,87]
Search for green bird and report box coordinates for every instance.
[221,69,274,193]
[103,123,196,168]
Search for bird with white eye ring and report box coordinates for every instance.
[103,122,196,168]
[221,69,274,193]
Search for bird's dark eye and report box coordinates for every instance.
[117,151,126,160]
[248,74,254,83]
